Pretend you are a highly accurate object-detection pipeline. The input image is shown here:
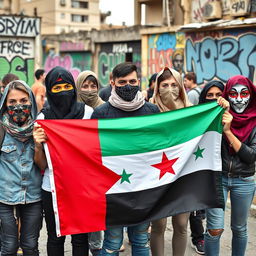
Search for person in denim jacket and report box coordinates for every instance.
[0,80,42,256]
[205,75,256,256]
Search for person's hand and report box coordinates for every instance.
[33,123,47,149]
[222,110,233,133]
[217,96,230,111]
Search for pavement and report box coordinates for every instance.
[38,203,256,255]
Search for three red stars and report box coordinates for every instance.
[152,152,178,179]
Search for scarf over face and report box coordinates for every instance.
[222,75,256,142]
[150,67,191,112]
[75,70,104,109]
[199,80,225,104]
[0,80,37,141]
[43,66,85,119]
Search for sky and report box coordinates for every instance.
[99,0,135,26]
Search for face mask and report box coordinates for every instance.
[115,84,139,102]
[228,84,250,113]
[159,87,180,107]
[51,90,75,115]
[204,98,217,103]
[80,91,98,107]
[7,104,32,126]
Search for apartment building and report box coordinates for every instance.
[0,0,101,34]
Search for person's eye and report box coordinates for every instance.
[206,94,213,98]
[129,80,137,84]
[118,81,126,85]
[9,100,16,105]
[54,86,61,91]
[21,99,28,103]
[65,84,72,89]
[171,83,177,88]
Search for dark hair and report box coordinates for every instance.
[112,62,138,80]
[157,69,172,87]
[2,73,19,86]
[149,73,158,86]
[84,75,99,88]
[184,72,196,83]
[35,69,45,80]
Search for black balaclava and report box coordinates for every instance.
[43,66,85,119]
[199,81,225,104]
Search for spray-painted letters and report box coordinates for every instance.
[185,29,256,84]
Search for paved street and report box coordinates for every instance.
[39,204,256,255]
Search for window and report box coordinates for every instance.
[71,1,88,8]
[71,14,88,23]
[60,13,65,19]
[60,0,66,6]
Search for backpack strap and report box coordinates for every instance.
[191,87,201,96]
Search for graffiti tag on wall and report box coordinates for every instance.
[0,16,40,37]
[60,42,85,51]
[44,52,92,81]
[148,33,185,75]
[98,42,141,86]
[185,29,256,84]
[0,37,35,85]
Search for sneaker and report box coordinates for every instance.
[191,240,205,255]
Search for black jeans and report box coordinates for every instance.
[42,190,89,256]
[0,202,42,256]
[189,210,205,244]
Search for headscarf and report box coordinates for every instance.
[222,75,256,142]
[42,66,85,119]
[76,70,104,109]
[0,80,37,141]
[150,67,191,112]
[199,80,225,104]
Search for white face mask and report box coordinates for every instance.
[228,84,250,113]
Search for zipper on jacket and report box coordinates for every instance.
[228,156,233,177]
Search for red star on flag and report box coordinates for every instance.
[152,152,178,179]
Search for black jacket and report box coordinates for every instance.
[91,101,160,119]
[222,126,256,177]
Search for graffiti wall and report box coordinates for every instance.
[185,28,256,85]
[0,15,40,85]
[148,32,185,75]
[44,52,92,81]
[98,42,141,87]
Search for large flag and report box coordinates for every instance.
[38,102,224,236]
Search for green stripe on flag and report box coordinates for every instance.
[99,102,224,157]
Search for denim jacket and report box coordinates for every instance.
[0,132,42,205]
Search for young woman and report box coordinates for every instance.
[33,66,93,256]
[205,75,256,256]
[150,67,191,256]
[0,80,42,256]
[76,70,104,109]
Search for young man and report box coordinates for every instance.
[184,72,201,105]
[91,62,159,255]
[31,69,46,112]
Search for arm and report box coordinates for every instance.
[33,123,48,170]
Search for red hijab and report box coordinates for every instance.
[222,75,256,142]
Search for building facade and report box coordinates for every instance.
[0,0,101,34]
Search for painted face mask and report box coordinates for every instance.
[7,104,32,126]
[228,84,250,113]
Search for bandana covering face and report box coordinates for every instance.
[228,84,250,113]
[7,104,32,126]
[115,84,140,102]
[43,66,85,119]
[0,80,37,142]
[222,75,256,142]
[150,67,191,112]
[76,70,104,109]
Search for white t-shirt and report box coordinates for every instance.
[37,105,93,192]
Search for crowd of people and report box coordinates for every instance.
[0,62,255,256]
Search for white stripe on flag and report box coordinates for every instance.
[103,131,222,194]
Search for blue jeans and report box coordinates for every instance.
[205,175,255,256]
[0,202,42,256]
[100,222,150,256]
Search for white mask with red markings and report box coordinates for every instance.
[228,84,250,113]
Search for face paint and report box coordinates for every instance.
[51,83,73,93]
[7,104,32,126]
[228,84,250,113]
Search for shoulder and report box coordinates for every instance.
[91,102,112,119]
[143,102,160,113]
